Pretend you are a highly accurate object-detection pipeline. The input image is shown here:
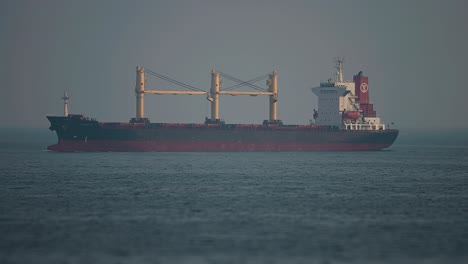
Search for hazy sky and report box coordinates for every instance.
[1,0,467,130]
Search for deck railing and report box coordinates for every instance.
[344,123,386,131]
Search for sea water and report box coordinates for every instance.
[0,129,467,263]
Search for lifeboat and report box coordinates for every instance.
[343,111,359,119]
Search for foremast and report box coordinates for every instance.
[62,91,69,117]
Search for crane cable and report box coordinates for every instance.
[217,71,268,92]
[144,68,206,92]
[222,73,270,91]
[144,68,272,93]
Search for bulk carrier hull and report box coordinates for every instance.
[47,115,399,152]
[47,62,400,151]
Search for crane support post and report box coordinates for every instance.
[268,70,278,122]
[135,66,145,119]
[210,70,220,121]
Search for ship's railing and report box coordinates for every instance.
[101,122,146,127]
[154,123,330,131]
[320,82,335,87]
[344,123,386,131]
[100,122,341,131]
[68,114,97,122]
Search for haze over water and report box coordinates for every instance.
[1,1,468,263]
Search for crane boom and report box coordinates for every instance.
[219,91,274,96]
[134,66,279,124]
[145,90,208,95]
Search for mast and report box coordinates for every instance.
[210,70,220,121]
[135,66,145,120]
[62,91,70,117]
[335,57,344,82]
[268,71,278,122]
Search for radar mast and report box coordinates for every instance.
[335,57,344,82]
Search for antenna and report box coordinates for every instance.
[62,91,70,117]
[335,57,345,82]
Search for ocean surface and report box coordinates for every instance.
[1,129,467,263]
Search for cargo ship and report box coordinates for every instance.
[47,60,398,151]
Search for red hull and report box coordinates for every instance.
[48,140,393,152]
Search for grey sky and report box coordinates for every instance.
[1,0,467,129]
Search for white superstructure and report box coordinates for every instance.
[311,84,347,126]
[311,59,385,130]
